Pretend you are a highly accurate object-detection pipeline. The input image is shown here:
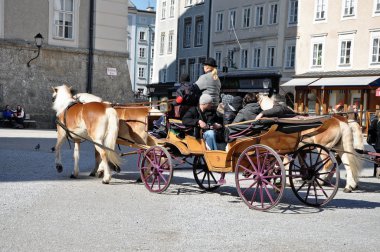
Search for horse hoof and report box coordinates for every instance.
[56,164,63,173]
[70,174,77,179]
[97,171,104,178]
[343,187,352,193]
[102,180,109,184]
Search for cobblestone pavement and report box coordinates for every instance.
[0,128,379,252]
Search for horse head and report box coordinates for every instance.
[51,84,76,116]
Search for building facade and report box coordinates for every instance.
[128,1,155,98]
[283,0,380,127]
[209,0,298,100]
[152,0,180,84]
[177,0,210,83]
[0,0,133,128]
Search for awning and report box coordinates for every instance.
[309,76,380,86]
[281,78,319,87]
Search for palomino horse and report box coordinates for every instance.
[258,94,364,193]
[52,85,121,184]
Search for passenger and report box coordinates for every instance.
[256,94,296,119]
[223,96,243,125]
[182,94,222,151]
[195,58,221,109]
[232,93,262,123]
[2,105,14,120]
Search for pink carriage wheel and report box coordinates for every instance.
[235,144,286,211]
[289,143,339,207]
[139,146,173,193]
[193,156,220,191]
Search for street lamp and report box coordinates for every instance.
[27,33,44,67]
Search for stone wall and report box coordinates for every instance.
[0,39,133,128]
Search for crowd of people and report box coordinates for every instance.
[1,104,25,128]
[172,57,295,184]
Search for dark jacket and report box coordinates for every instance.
[261,104,295,118]
[233,103,262,123]
[182,106,219,137]
[368,118,380,150]
[223,96,243,125]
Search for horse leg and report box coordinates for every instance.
[95,145,112,184]
[55,127,66,173]
[90,149,102,177]
[70,142,80,178]
[341,153,358,193]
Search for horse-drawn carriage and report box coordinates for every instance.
[52,85,368,211]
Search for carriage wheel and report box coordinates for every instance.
[289,144,339,207]
[139,146,173,193]
[193,156,220,191]
[235,144,286,211]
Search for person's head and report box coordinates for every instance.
[179,73,190,84]
[243,93,258,106]
[199,94,213,111]
[5,105,10,110]
[202,58,218,74]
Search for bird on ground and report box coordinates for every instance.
[34,144,40,151]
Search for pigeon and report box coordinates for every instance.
[34,144,40,151]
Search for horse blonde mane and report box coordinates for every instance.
[52,85,76,116]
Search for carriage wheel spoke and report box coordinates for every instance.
[260,184,264,208]
[263,178,281,192]
[242,180,258,195]
[316,177,335,187]
[313,182,318,204]
[245,154,259,174]
[315,179,329,198]
[295,180,307,193]
[249,182,259,205]
[304,183,312,202]
[263,183,275,205]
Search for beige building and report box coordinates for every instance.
[210,0,298,101]
[283,0,380,127]
[0,0,133,128]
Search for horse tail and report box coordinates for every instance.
[340,121,362,184]
[104,107,122,167]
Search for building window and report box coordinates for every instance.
[343,0,355,17]
[139,31,146,41]
[253,48,261,68]
[376,0,380,13]
[53,0,74,39]
[242,7,251,28]
[266,47,275,67]
[160,69,167,83]
[150,68,153,80]
[215,51,222,70]
[339,40,352,65]
[255,5,264,26]
[188,59,196,82]
[160,32,165,55]
[285,45,296,68]
[371,33,380,64]
[168,30,174,54]
[228,9,236,30]
[151,48,154,59]
[138,67,145,78]
[139,48,145,58]
[241,49,248,69]
[169,0,175,17]
[312,43,323,67]
[195,16,204,47]
[150,31,155,44]
[183,17,192,48]
[289,0,298,25]
[315,0,327,20]
[161,1,166,19]
[216,12,224,32]
[179,59,186,78]
[269,3,278,25]
[227,50,234,68]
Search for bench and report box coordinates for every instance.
[0,113,37,128]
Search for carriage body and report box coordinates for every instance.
[115,105,340,211]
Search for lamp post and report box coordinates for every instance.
[27,33,44,67]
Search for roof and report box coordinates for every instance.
[219,70,282,79]
[295,70,380,78]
